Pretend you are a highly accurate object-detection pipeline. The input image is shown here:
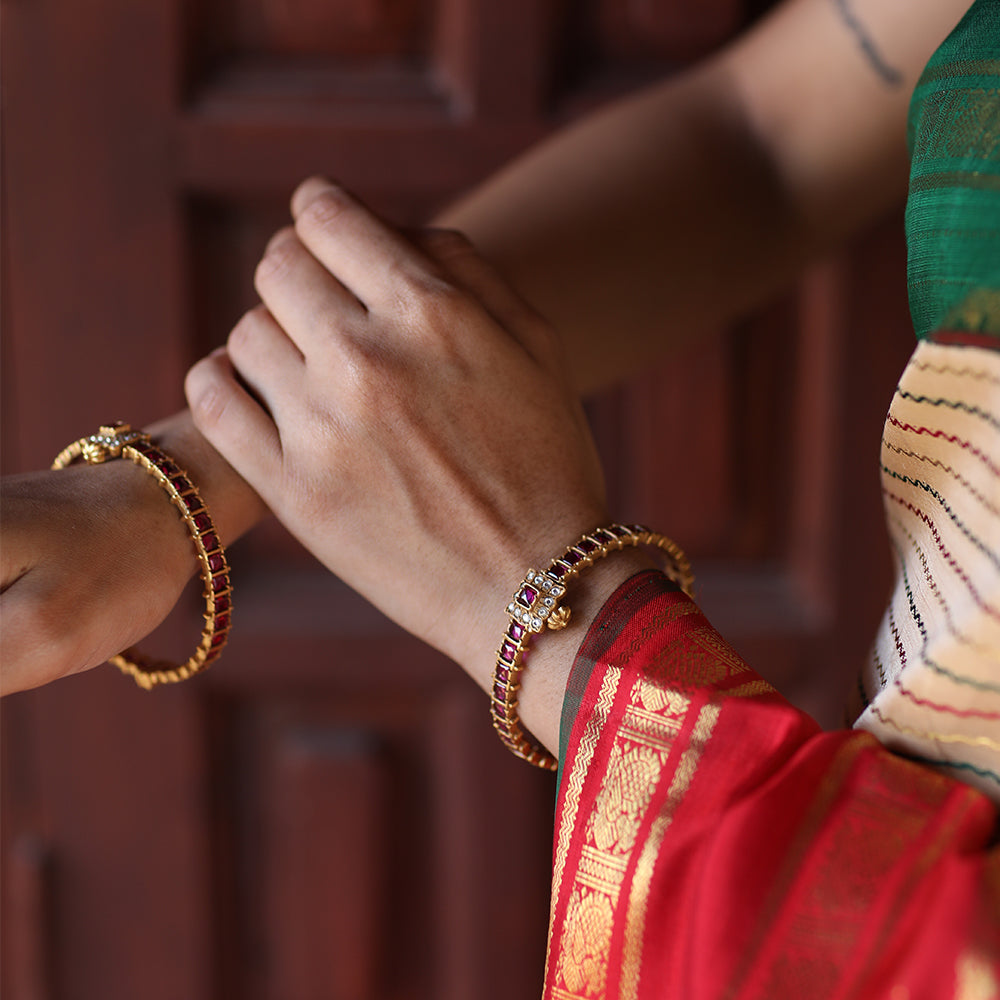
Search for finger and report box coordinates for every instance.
[290,179,435,313]
[226,304,308,417]
[254,227,367,356]
[185,349,284,502]
[290,176,336,218]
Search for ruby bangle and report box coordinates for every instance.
[491,523,694,771]
[52,422,232,689]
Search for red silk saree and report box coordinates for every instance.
[544,572,1000,999]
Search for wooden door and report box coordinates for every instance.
[2,1,915,998]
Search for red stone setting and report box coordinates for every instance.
[212,574,230,593]
[500,641,516,663]
[201,532,218,552]
[193,513,212,532]
[207,552,225,574]
[214,595,230,613]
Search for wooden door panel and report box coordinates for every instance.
[3,1,915,997]
[203,660,553,1000]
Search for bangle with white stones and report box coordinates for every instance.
[490,523,694,770]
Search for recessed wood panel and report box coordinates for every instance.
[182,0,446,120]
[209,683,552,1000]
[256,712,388,1000]
[202,0,429,58]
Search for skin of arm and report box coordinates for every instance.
[0,0,971,700]
[437,0,972,392]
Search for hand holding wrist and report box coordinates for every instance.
[184,180,684,764]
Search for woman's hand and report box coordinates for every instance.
[1,462,195,694]
[1,413,266,696]
[185,179,638,747]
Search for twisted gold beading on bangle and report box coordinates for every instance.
[52,422,232,689]
[491,524,694,771]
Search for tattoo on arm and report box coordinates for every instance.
[831,0,904,87]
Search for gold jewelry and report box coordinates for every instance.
[491,524,694,771]
[52,422,232,689]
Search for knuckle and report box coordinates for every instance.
[254,236,298,289]
[419,227,473,260]
[394,273,470,335]
[225,307,266,362]
[264,224,297,255]
[227,307,259,347]
[185,359,229,431]
[529,320,568,370]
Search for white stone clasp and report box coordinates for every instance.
[506,570,567,634]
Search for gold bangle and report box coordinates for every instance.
[52,422,232,689]
[491,524,694,771]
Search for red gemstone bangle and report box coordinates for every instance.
[491,524,694,771]
[52,422,232,689]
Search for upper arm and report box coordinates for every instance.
[436,0,973,390]
[725,0,973,235]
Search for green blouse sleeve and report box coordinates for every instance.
[906,0,1000,341]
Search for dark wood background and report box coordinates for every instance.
[2,1,915,997]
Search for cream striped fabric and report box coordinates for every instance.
[856,340,1000,802]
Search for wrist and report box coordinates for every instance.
[482,523,694,769]
[47,421,245,686]
[512,546,657,757]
